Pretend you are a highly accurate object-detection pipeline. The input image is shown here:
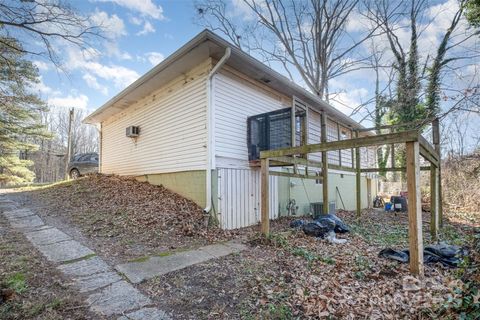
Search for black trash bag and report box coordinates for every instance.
[302,220,334,238]
[379,243,467,267]
[316,214,350,233]
[379,248,409,263]
[424,244,467,267]
[290,219,305,229]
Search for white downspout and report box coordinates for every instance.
[204,47,231,213]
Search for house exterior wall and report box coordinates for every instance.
[212,68,289,229]
[278,171,377,216]
[212,67,378,228]
[136,170,206,207]
[100,59,211,177]
[213,68,292,166]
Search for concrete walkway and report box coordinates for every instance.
[116,241,247,284]
[0,197,170,319]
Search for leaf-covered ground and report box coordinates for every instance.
[140,211,477,319]
[5,175,479,319]
[7,174,245,263]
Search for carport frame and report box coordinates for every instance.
[259,116,442,277]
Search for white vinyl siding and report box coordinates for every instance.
[213,70,291,163]
[339,125,353,167]
[218,168,279,229]
[308,109,322,162]
[327,119,340,165]
[101,61,210,175]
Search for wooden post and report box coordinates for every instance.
[337,122,342,167]
[390,128,396,181]
[430,165,439,241]
[64,108,74,180]
[432,118,443,227]
[355,131,361,217]
[406,141,424,277]
[261,158,270,236]
[350,129,355,169]
[291,104,298,174]
[321,113,329,214]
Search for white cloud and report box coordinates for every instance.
[30,77,53,95]
[145,52,164,66]
[136,21,155,36]
[95,0,165,20]
[230,0,256,20]
[33,60,49,71]
[83,73,109,95]
[84,61,139,88]
[66,46,139,89]
[104,42,132,60]
[129,16,143,25]
[48,94,89,109]
[90,10,126,38]
[329,88,370,116]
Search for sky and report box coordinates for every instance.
[32,0,479,152]
[34,0,206,112]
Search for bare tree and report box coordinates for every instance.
[30,106,98,183]
[0,0,103,68]
[196,0,378,100]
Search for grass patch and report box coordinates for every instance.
[350,220,407,247]
[62,253,96,265]
[6,272,27,294]
[156,251,173,257]
[128,256,150,263]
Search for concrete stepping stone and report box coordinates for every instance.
[118,307,171,320]
[116,242,247,284]
[58,256,111,277]
[2,198,171,319]
[25,227,71,246]
[35,239,94,263]
[87,281,151,316]
[71,271,122,293]
[3,209,33,219]
[9,214,45,229]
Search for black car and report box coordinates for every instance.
[67,153,99,179]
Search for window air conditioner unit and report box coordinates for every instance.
[126,126,140,137]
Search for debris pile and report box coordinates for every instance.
[291,214,350,243]
[22,174,233,251]
[379,243,468,267]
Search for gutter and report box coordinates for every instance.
[204,47,231,214]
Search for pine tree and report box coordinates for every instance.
[0,36,50,185]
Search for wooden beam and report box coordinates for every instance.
[269,156,355,172]
[419,144,439,168]
[360,166,431,172]
[261,158,270,236]
[419,135,440,165]
[270,156,322,168]
[321,113,329,214]
[260,130,419,159]
[391,128,396,181]
[337,122,342,167]
[406,141,424,277]
[430,166,439,241]
[432,118,443,228]
[355,131,361,217]
[269,171,320,180]
[355,117,436,133]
